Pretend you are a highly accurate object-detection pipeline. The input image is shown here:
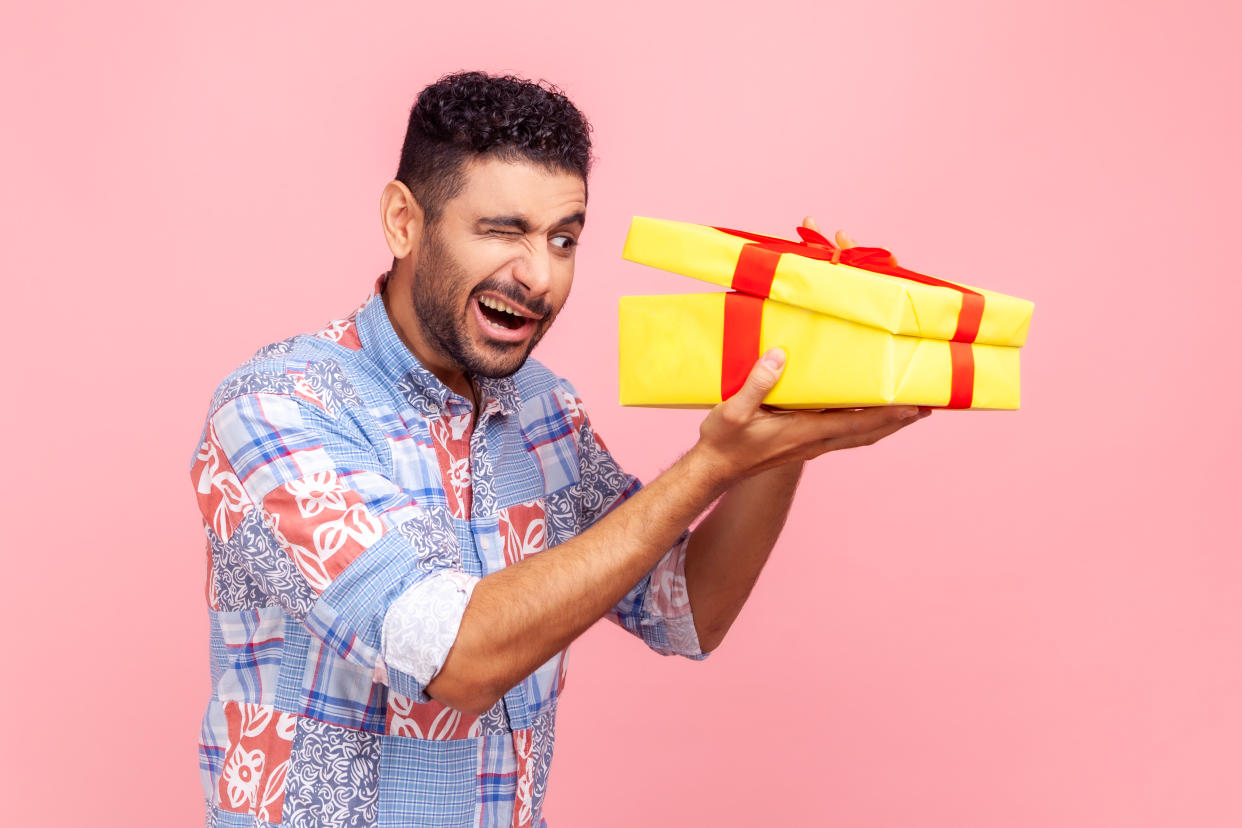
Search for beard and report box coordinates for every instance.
[410,224,555,379]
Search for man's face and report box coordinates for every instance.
[409,156,586,379]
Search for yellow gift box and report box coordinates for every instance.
[618,218,1033,410]
[622,217,1033,347]
[619,293,1021,409]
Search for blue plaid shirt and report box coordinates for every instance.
[191,276,704,827]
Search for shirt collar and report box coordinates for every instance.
[356,274,520,418]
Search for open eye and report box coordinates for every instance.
[551,235,577,250]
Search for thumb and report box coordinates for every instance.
[728,348,786,412]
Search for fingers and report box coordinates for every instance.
[800,217,860,252]
[749,410,926,471]
[819,410,927,452]
[785,405,926,446]
[833,227,899,265]
[725,348,787,415]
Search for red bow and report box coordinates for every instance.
[712,225,984,408]
[717,224,900,269]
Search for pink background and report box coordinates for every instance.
[3,1,1239,825]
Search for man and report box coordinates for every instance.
[191,71,928,827]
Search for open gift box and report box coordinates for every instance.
[619,218,1034,409]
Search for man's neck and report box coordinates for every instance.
[381,278,478,407]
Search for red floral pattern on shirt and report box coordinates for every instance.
[218,702,297,822]
[498,500,547,566]
[429,412,473,519]
[261,471,384,593]
[192,422,252,543]
[386,692,482,741]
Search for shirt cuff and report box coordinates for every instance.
[647,532,708,659]
[377,569,480,701]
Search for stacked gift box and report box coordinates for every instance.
[618,217,1034,410]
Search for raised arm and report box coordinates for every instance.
[428,350,928,713]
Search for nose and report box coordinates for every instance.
[513,242,553,300]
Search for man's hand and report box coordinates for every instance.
[696,348,928,483]
[694,217,927,484]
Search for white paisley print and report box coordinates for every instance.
[380,570,481,693]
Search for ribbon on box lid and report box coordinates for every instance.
[714,225,984,408]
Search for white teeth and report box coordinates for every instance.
[479,296,522,317]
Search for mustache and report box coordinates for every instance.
[469,278,553,320]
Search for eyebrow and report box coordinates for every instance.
[477,212,586,233]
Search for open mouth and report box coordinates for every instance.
[472,293,539,342]
[477,295,528,329]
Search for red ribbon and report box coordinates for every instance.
[722,292,765,404]
[713,225,983,408]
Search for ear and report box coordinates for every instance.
[380,180,425,259]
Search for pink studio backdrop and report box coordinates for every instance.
[3,1,1239,825]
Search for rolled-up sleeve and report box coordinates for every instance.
[606,530,707,659]
[379,568,480,701]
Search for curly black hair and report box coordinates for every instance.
[395,71,594,222]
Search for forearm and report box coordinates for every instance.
[683,461,803,651]
[426,443,730,713]
[425,340,926,711]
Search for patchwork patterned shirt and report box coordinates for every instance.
[191,277,705,827]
